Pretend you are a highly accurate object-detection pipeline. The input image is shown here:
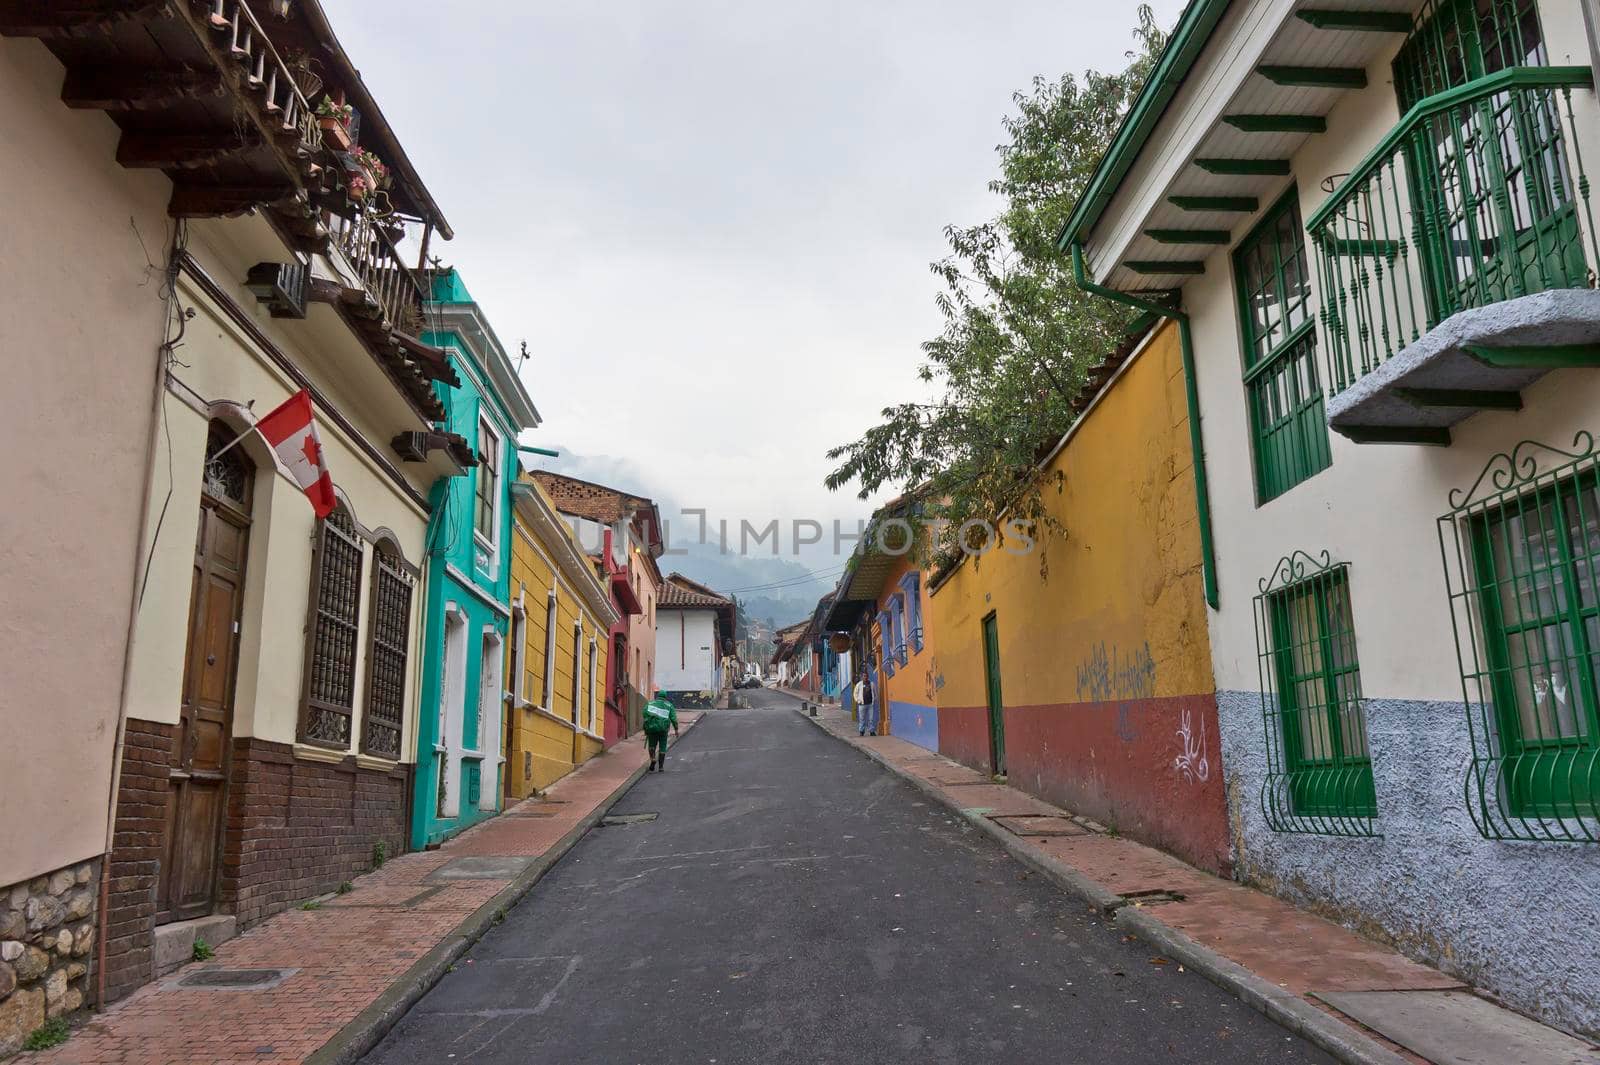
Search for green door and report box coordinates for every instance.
[981,613,1006,776]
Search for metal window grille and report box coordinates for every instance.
[1438,432,1600,841]
[1234,191,1333,502]
[361,544,413,759]
[300,506,363,748]
[1254,551,1379,836]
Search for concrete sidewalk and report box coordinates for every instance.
[32,716,699,1065]
[798,701,1599,1065]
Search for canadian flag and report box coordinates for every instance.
[255,389,336,519]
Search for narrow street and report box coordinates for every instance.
[362,692,1333,1064]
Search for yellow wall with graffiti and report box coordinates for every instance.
[924,320,1230,873]
[929,320,1209,710]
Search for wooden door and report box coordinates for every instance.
[981,613,1006,777]
[159,432,251,924]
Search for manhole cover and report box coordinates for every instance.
[600,813,658,826]
[175,968,297,991]
[989,814,1091,837]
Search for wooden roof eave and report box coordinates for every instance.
[279,0,453,238]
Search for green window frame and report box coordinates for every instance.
[1254,552,1378,836]
[1439,435,1600,842]
[1469,473,1600,817]
[1233,190,1331,503]
[1392,0,1585,320]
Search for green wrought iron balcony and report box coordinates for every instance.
[1308,66,1600,445]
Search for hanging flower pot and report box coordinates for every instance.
[828,633,852,654]
[318,116,352,151]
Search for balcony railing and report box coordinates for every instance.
[1308,66,1598,394]
[202,0,322,159]
[329,209,426,334]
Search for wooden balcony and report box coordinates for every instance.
[0,0,332,238]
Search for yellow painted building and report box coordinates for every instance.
[926,321,1229,873]
[505,477,620,797]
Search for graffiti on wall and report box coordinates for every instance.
[1075,641,1156,702]
[1173,708,1210,784]
[923,656,945,703]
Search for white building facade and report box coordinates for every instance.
[1066,0,1600,1038]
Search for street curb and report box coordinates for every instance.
[304,716,703,1065]
[792,705,1411,1065]
[1114,908,1412,1065]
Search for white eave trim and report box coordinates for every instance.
[430,303,542,431]
[1086,0,1295,280]
[511,482,622,629]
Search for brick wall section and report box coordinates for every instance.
[219,739,409,927]
[102,719,172,1003]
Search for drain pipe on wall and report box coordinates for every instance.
[1071,242,1219,609]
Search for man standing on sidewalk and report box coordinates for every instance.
[854,671,877,737]
[643,691,679,772]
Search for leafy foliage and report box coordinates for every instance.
[24,1018,70,1051]
[825,8,1166,561]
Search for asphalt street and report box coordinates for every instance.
[361,689,1335,1064]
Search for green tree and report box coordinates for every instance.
[825,7,1166,562]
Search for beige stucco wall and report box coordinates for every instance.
[123,270,430,761]
[1180,0,1600,700]
[0,39,174,884]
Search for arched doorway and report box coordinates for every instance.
[158,423,253,923]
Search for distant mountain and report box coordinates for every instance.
[532,446,838,630]
[663,538,832,629]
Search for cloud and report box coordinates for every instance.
[325,0,1185,563]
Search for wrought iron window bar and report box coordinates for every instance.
[1437,432,1600,842]
[1254,551,1381,838]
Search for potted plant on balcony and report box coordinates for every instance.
[316,96,354,151]
[354,149,391,191]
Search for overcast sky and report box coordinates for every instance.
[324,0,1183,569]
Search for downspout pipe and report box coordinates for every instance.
[1070,242,1219,609]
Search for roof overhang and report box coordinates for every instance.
[1062,0,1421,291]
[510,481,621,629]
[429,303,542,432]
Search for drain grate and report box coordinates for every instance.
[989,814,1093,837]
[1113,889,1187,908]
[600,812,658,826]
[175,967,296,991]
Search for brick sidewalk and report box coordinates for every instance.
[800,703,1600,1065]
[35,717,698,1065]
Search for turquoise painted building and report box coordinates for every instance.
[411,269,541,848]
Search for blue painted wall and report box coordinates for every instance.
[410,270,520,849]
[888,699,938,752]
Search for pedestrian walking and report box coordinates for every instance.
[854,672,877,737]
[643,691,679,772]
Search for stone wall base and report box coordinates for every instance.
[0,857,100,1055]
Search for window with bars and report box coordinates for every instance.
[474,415,500,544]
[360,540,413,759]
[300,505,364,749]
[1233,190,1332,503]
[1254,552,1378,836]
[1440,435,1600,840]
[1392,0,1585,317]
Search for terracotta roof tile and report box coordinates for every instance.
[659,573,732,609]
